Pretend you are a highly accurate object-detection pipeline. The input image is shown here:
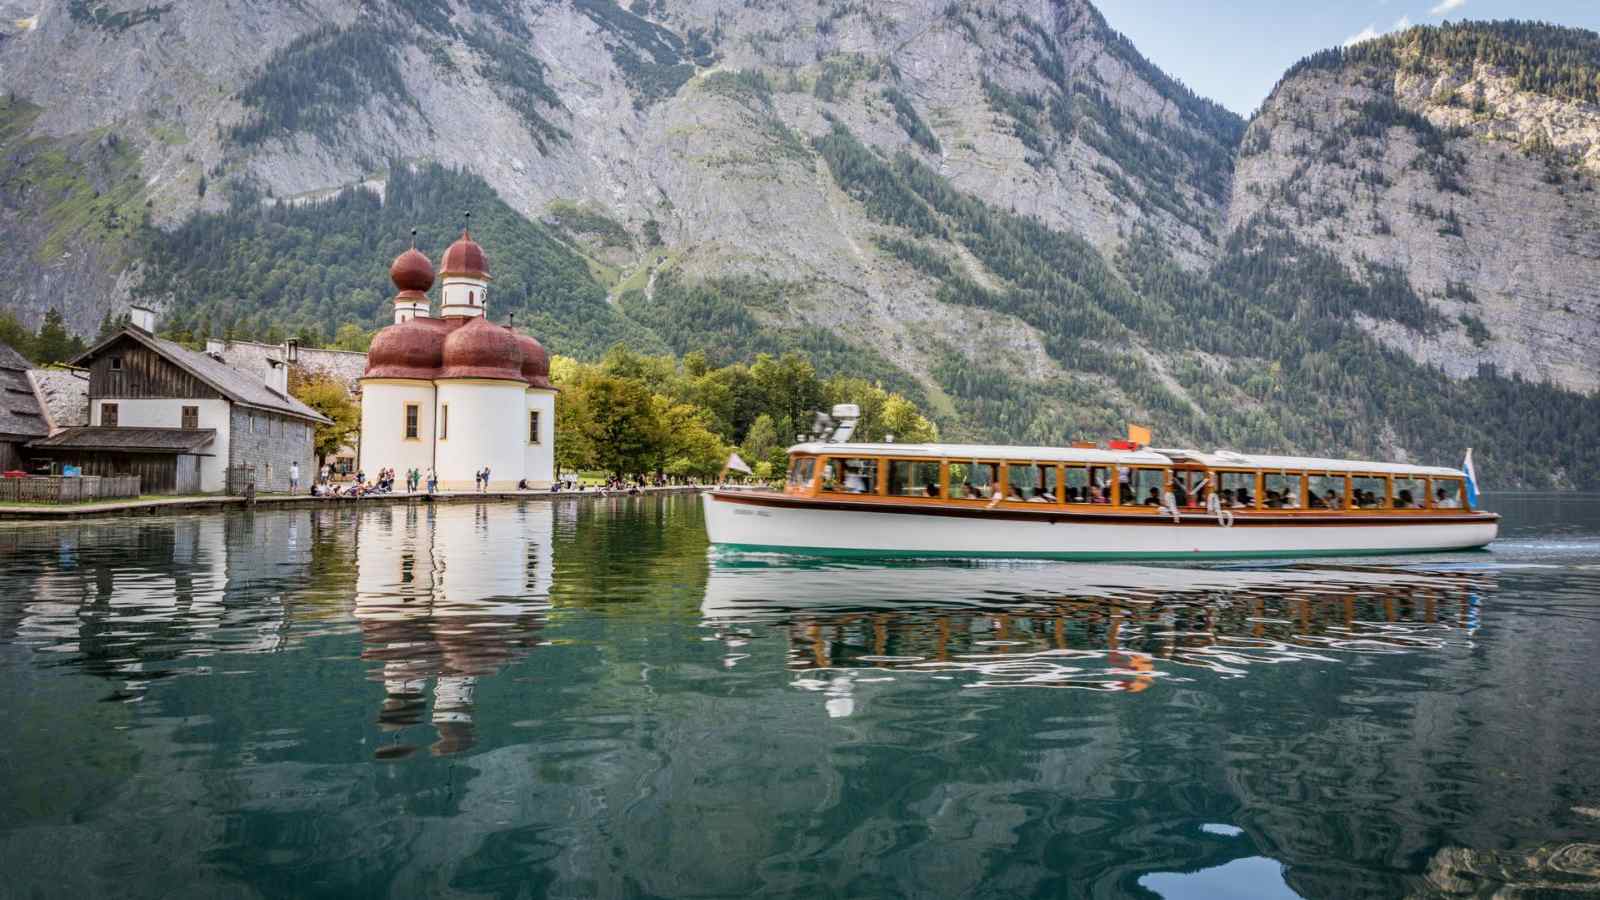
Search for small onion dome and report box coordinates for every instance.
[515,333,553,389]
[440,229,490,281]
[439,315,522,380]
[364,317,451,380]
[390,247,435,296]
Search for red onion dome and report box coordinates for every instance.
[440,229,490,281]
[364,317,451,380]
[439,316,522,381]
[515,333,553,389]
[390,247,435,295]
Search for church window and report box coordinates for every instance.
[181,406,198,429]
[404,403,419,439]
[101,403,119,427]
[440,404,449,440]
[470,291,476,306]
[528,410,540,444]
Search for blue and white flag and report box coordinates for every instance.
[1462,448,1479,506]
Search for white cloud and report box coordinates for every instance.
[1394,15,1413,30]
[1344,24,1383,47]
[1429,0,1466,15]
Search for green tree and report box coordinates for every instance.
[330,323,372,351]
[575,374,663,479]
[33,309,84,364]
[741,413,780,460]
[0,310,36,360]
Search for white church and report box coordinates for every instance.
[359,228,556,491]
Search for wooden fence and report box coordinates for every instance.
[0,475,142,504]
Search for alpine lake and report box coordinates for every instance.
[1,492,1597,899]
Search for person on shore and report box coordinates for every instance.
[290,461,300,495]
[481,466,491,492]
[426,468,437,494]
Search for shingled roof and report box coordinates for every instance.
[0,342,47,441]
[30,426,217,453]
[70,329,332,424]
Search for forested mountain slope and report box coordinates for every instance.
[0,3,1597,485]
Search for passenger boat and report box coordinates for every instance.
[702,438,1498,560]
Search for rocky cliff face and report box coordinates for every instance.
[1227,27,1600,392]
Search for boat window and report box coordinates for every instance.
[1089,466,1112,503]
[1126,467,1167,508]
[1432,477,1465,509]
[949,461,999,500]
[1063,465,1091,503]
[888,459,942,498]
[1393,477,1426,509]
[1219,471,1256,509]
[786,457,816,490]
[1351,475,1388,509]
[1263,473,1301,509]
[821,458,879,494]
[1173,470,1209,508]
[1007,463,1058,503]
[1307,474,1346,510]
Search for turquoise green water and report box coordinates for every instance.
[1,493,1598,898]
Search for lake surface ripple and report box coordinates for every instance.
[1,493,1598,898]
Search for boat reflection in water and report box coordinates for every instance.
[354,502,554,757]
[701,557,1490,714]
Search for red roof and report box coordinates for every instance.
[440,229,490,281]
[363,316,550,387]
[390,247,435,295]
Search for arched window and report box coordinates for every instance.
[470,290,476,305]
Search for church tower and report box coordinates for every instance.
[389,237,434,324]
[439,225,490,318]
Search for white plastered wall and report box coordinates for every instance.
[434,379,526,491]
[358,381,437,479]
[524,389,555,488]
[93,397,230,492]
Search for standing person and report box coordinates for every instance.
[426,468,437,494]
[481,465,491,492]
[290,461,300,495]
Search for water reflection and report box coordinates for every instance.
[0,502,556,757]
[702,560,1492,708]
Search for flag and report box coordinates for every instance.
[1127,424,1152,446]
[1462,448,1479,506]
[725,452,753,475]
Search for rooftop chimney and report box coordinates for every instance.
[128,305,156,333]
[205,338,226,358]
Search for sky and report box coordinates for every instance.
[1094,0,1600,117]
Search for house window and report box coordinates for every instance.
[181,405,199,429]
[109,357,122,371]
[102,402,119,427]
[440,404,449,440]
[404,403,419,439]
[253,414,263,433]
[528,410,540,444]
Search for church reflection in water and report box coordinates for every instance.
[3,501,556,758]
[701,560,1490,711]
[353,502,554,757]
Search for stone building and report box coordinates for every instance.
[29,312,330,493]
[358,230,556,490]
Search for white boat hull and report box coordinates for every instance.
[702,492,1498,559]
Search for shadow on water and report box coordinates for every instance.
[0,492,1596,898]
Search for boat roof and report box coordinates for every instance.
[787,442,1464,478]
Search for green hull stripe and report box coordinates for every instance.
[710,543,1492,561]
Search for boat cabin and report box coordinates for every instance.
[780,443,1474,514]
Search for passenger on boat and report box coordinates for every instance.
[1235,488,1252,507]
[1397,489,1417,508]
[1324,489,1340,508]
[1435,488,1460,508]
[963,482,982,499]
[1028,488,1049,503]
[1309,493,1326,509]
[925,482,940,498]
[1173,481,1189,507]
[1143,487,1161,506]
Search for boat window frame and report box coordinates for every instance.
[817,455,885,496]
[1001,461,1062,506]
[786,455,819,495]
[1392,475,1427,511]
[885,456,946,500]
[1428,476,1468,511]
[1349,473,1390,511]
[1215,468,1260,511]
[948,459,1003,502]
[1120,466,1170,512]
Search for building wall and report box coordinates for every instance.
[227,406,316,493]
[92,397,230,492]
[88,336,223,400]
[359,380,437,480]
[524,389,555,488]
[435,379,528,491]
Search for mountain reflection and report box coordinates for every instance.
[701,560,1491,706]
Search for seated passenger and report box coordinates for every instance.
[1097,485,1112,504]
[963,482,981,499]
[1027,487,1049,503]
[1435,488,1460,508]
[1396,489,1416,508]
[1309,492,1326,509]
[925,481,940,498]
[1007,486,1026,502]
[1324,489,1340,509]
[1143,487,1161,506]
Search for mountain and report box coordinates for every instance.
[0,2,1597,486]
